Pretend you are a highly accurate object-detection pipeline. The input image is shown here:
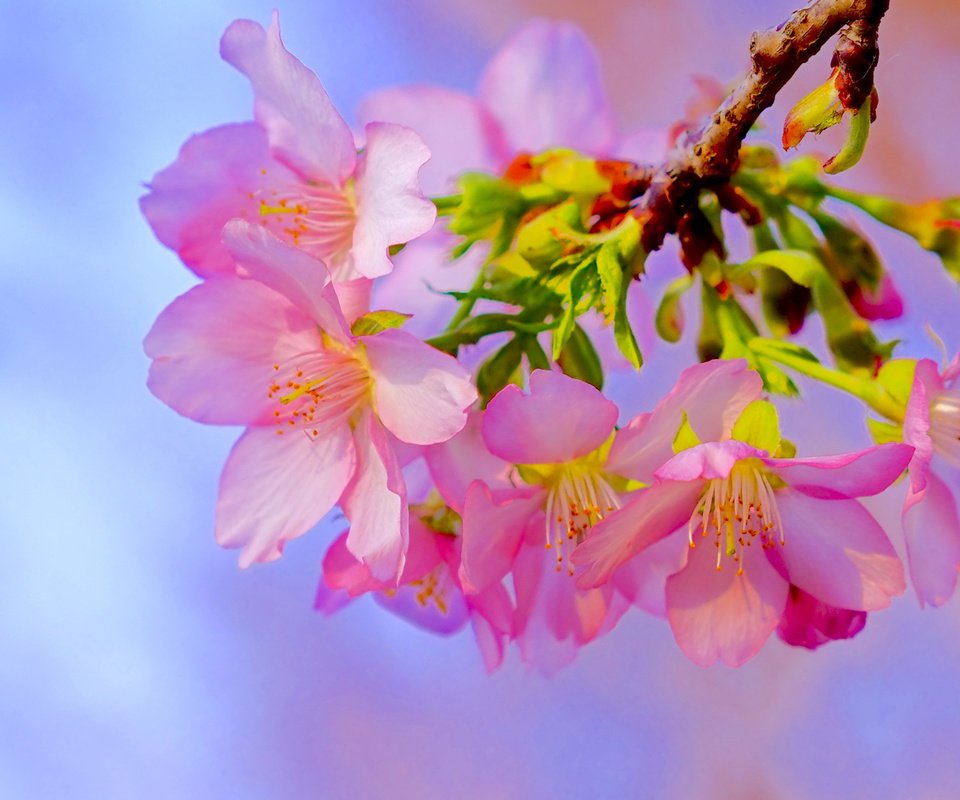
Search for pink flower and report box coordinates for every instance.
[140,12,436,284]
[144,220,476,579]
[575,395,913,666]
[434,363,757,671]
[901,356,960,606]
[315,512,513,673]
[427,371,625,672]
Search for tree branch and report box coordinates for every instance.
[637,0,890,255]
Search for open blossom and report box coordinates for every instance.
[575,396,913,666]
[140,12,435,285]
[901,355,960,606]
[144,220,476,579]
[315,505,514,673]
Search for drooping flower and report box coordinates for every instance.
[144,220,476,579]
[315,504,514,673]
[901,356,960,606]
[575,397,913,666]
[140,11,436,285]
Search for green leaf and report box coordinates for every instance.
[427,313,552,354]
[557,324,604,390]
[597,241,643,370]
[516,200,584,269]
[655,274,694,343]
[521,335,551,372]
[476,337,524,403]
[551,261,595,360]
[350,310,411,337]
[742,249,822,287]
[731,400,782,453]
[824,97,871,175]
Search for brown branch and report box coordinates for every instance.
[637,0,890,257]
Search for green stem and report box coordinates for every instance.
[444,268,487,332]
[750,338,905,422]
[432,194,462,216]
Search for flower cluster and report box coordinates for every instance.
[143,14,960,672]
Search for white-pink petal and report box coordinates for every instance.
[358,86,503,194]
[216,423,355,567]
[351,122,437,279]
[145,277,321,426]
[365,329,476,446]
[342,413,408,583]
[220,13,356,184]
[222,220,352,343]
[477,19,616,155]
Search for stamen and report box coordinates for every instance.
[543,464,621,577]
[254,180,357,275]
[686,461,785,574]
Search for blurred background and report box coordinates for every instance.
[2,0,959,797]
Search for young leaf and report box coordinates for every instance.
[350,310,411,337]
[557,324,604,390]
[655,274,694,343]
[477,337,524,403]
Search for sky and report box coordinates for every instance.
[2,1,960,797]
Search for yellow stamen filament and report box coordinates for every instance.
[687,462,784,576]
[544,464,621,576]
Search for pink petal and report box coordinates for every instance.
[424,411,513,513]
[144,277,321,425]
[482,370,618,464]
[364,328,477,445]
[610,527,690,617]
[775,491,905,611]
[766,443,913,500]
[319,531,382,597]
[216,423,355,567]
[512,536,629,675]
[573,480,703,588]
[222,220,352,343]
[903,359,940,506]
[350,122,437,279]
[666,536,788,667]
[653,440,763,483]
[459,482,543,593]
[140,123,295,277]
[357,86,503,193]
[776,585,867,650]
[220,13,356,184]
[607,359,762,482]
[477,19,616,155]
[341,413,408,582]
[903,471,960,607]
[332,279,372,325]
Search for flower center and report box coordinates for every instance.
[688,461,784,574]
[544,463,621,575]
[256,179,357,278]
[930,389,960,467]
[267,348,370,439]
